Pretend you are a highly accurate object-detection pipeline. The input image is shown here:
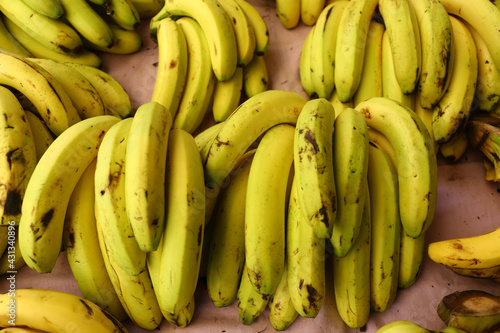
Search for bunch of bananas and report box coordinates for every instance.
[148,0,270,134]
[0,0,165,67]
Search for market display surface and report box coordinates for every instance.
[0,0,499,332]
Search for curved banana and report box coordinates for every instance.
[408,0,454,109]
[24,111,54,161]
[353,19,385,106]
[233,0,270,55]
[333,187,371,328]
[299,26,316,98]
[195,121,225,163]
[413,94,437,151]
[439,127,468,163]
[243,54,269,98]
[309,1,348,100]
[212,66,244,123]
[0,288,128,332]
[293,98,336,239]
[130,0,164,18]
[204,90,307,189]
[376,320,431,333]
[0,85,37,225]
[0,53,81,136]
[0,16,31,57]
[19,115,120,273]
[29,58,106,120]
[150,17,187,119]
[63,159,127,321]
[173,17,216,134]
[334,0,379,102]
[268,263,299,331]
[124,102,171,252]
[0,0,82,54]
[355,97,437,238]
[286,177,326,318]
[94,118,146,276]
[20,0,64,19]
[301,0,326,26]
[237,265,270,325]
[152,0,237,82]
[432,15,477,144]
[368,141,401,313]
[398,229,426,289]
[104,0,141,31]
[330,107,369,257]
[83,24,143,55]
[378,0,421,94]
[276,0,300,29]
[156,128,205,321]
[64,62,134,118]
[329,88,354,118]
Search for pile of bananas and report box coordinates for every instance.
[0,0,164,67]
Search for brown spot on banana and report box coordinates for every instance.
[3,190,22,217]
[79,299,95,316]
[40,208,54,229]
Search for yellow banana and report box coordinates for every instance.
[103,0,141,31]
[83,24,143,55]
[301,0,326,26]
[329,88,354,117]
[299,26,316,98]
[276,0,300,29]
[439,127,469,163]
[212,66,244,123]
[130,0,164,18]
[24,111,54,161]
[0,226,25,275]
[243,54,269,98]
[268,263,299,330]
[237,265,270,325]
[0,16,30,56]
[21,0,64,19]
[398,229,426,289]
[234,0,270,55]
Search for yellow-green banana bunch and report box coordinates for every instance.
[275,0,327,29]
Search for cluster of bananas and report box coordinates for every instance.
[298,0,500,175]
[148,0,270,134]
[0,0,164,67]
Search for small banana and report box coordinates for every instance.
[0,16,30,57]
[237,265,270,325]
[130,0,164,18]
[268,263,299,330]
[329,88,354,117]
[398,229,426,289]
[243,54,269,98]
[299,26,316,98]
[376,320,431,333]
[24,111,54,161]
[103,0,140,31]
[0,226,25,275]
[20,0,64,19]
[276,0,300,29]
[301,0,326,26]
[212,66,244,123]
[439,127,468,163]
[233,0,270,55]
[83,24,143,55]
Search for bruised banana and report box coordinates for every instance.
[268,263,299,331]
[237,265,270,325]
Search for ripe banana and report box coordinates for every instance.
[0,53,81,136]
[243,54,269,98]
[0,226,25,275]
[286,177,326,318]
[29,58,106,120]
[268,263,299,330]
[104,0,141,31]
[237,265,270,325]
[83,24,143,55]
[195,121,225,164]
[439,127,468,163]
[152,0,238,82]
[398,229,426,289]
[173,17,216,134]
[299,26,316,98]
[21,0,64,19]
[125,102,172,252]
[24,111,54,161]
[19,115,120,273]
[204,90,307,189]
[156,128,205,321]
[233,0,270,55]
[0,288,128,332]
[293,98,337,239]
[353,19,385,106]
[62,159,127,321]
[334,0,379,102]
[301,0,326,26]
[0,16,30,57]
[368,141,401,313]
[330,107,369,257]
[130,0,164,18]
[377,320,431,333]
[355,97,438,238]
[0,86,37,225]
[212,66,244,123]
[408,0,454,109]
[276,0,300,29]
[150,17,187,119]
[329,88,354,117]
[432,15,478,144]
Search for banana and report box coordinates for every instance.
[0,0,82,54]
[301,0,326,26]
[0,85,37,225]
[217,0,255,67]
[299,26,316,98]
[173,17,216,134]
[94,118,146,276]
[355,97,438,238]
[439,127,468,163]
[286,177,326,318]
[268,263,299,331]
[378,0,421,95]
[83,24,143,54]
[24,111,54,161]
[20,0,64,19]
[330,107,369,257]
[0,226,25,275]
[0,327,43,333]
[212,66,244,123]
[63,159,127,321]
[59,0,115,48]
[408,0,454,109]
[204,90,307,189]
[446,264,500,280]
[156,128,205,321]
[130,0,164,18]
[243,54,269,98]
[329,88,354,117]
[276,0,300,29]
[309,1,348,100]
[432,15,477,144]
[0,16,30,56]
[398,229,426,288]
[293,98,336,239]
[333,187,371,328]
[2,16,101,67]
[150,17,187,119]
[381,29,416,110]
[334,0,379,102]
[0,288,128,332]
[152,0,237,82]
[124,102,171,252]
[195,121,225,163]
[413,94,438,151]
[376,320,431,333]
[18,115,120,273]
[483,157,500,182]
[368,141,401,313]
[237,264,270,325]
[353,19,385,106]
[206,152,253,308]
[64,62,134,118]
[440,0,500,71]
[103,0,140,30]
[28,58,107,120]
[233,0,270,55]
[0,53,81,136]
[244,124,295,297]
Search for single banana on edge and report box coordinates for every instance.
[276,0,300,29]
[103,0,141,31]
[83,23,143,55]
[233,0,270,55]
[301,0,326,26]
[243,54,269,99]
[237,264,270,325]
[20,0,64,19]
[212,66,244,123]
[268,262,299,331]
[24,111,55,161]
[299,26,316,98]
